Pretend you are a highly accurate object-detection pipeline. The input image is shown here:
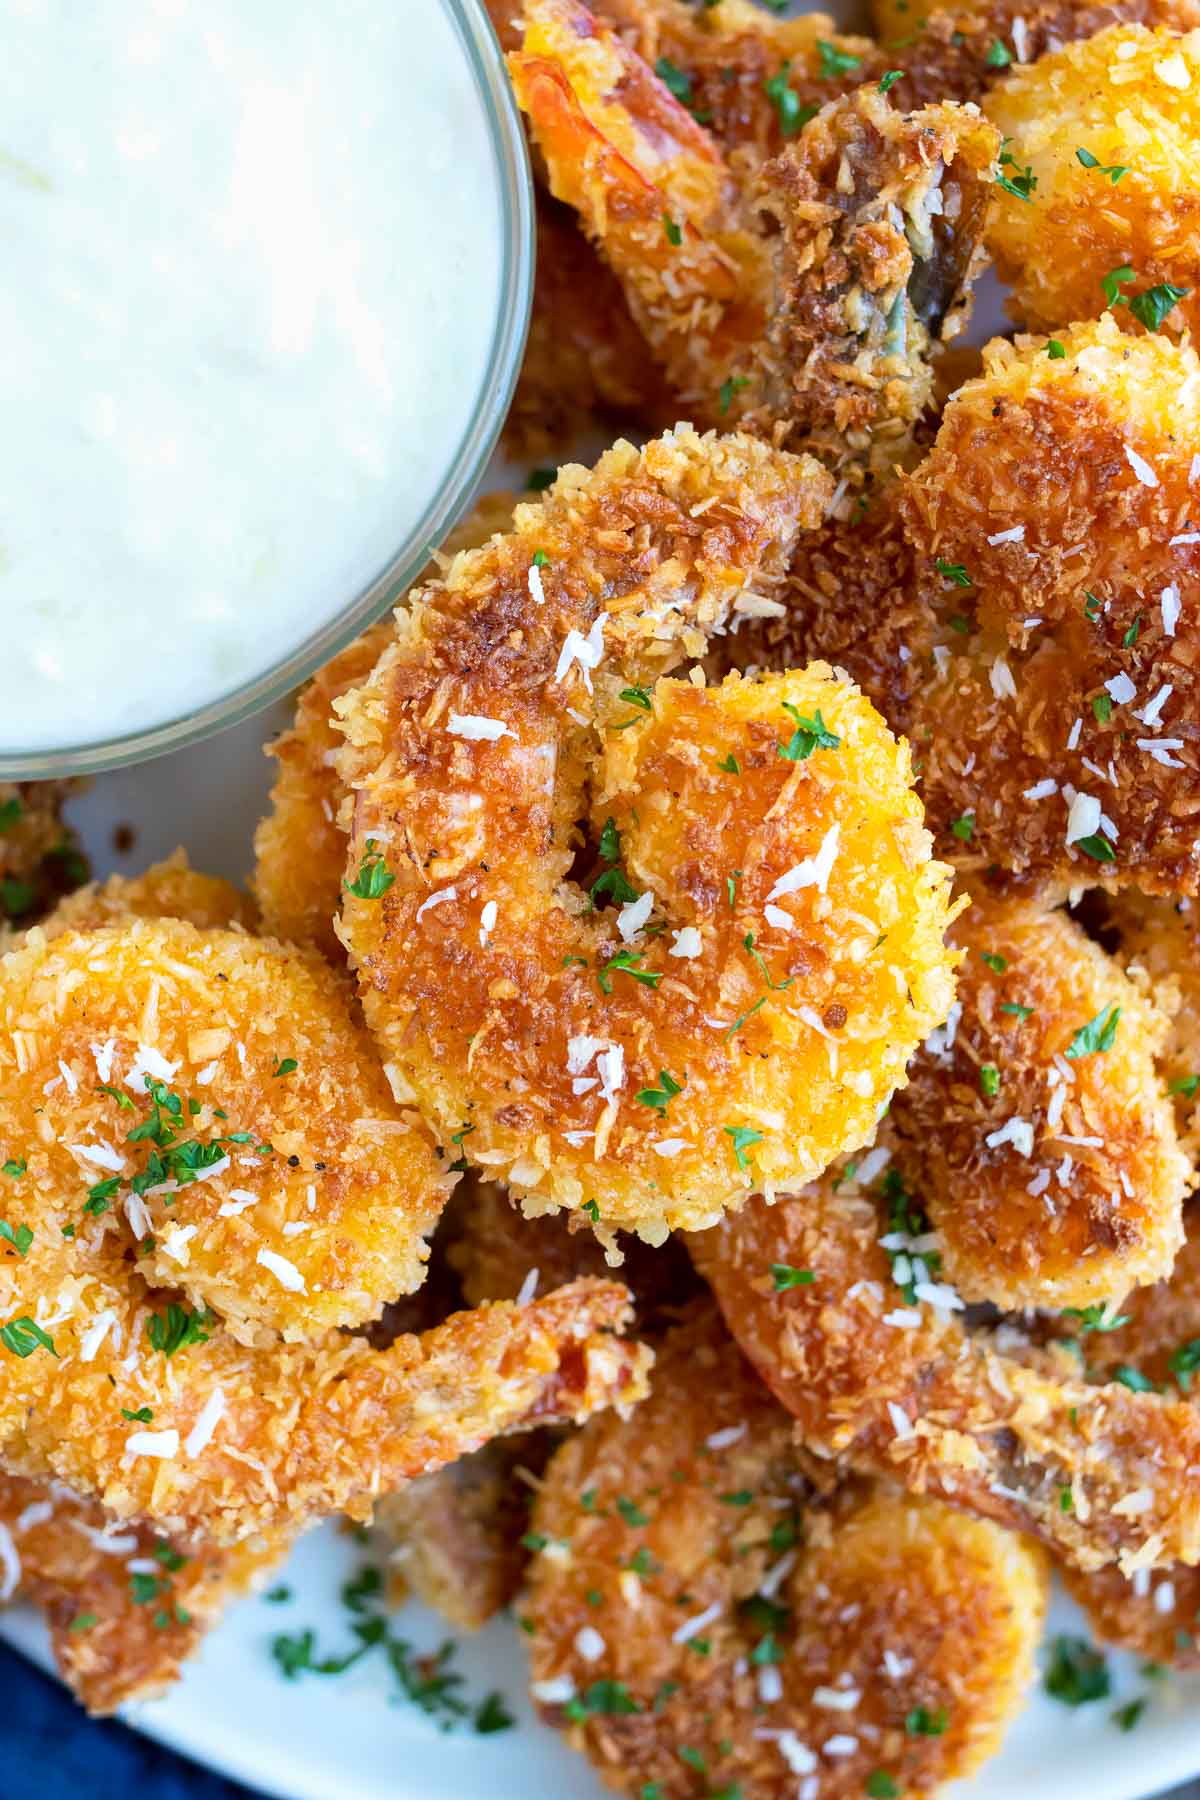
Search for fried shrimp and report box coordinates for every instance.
[33,850,256,942]
[984,26,1200,340]
[510,0,998,454]
[689,1175,1200,1574]
[1108,890,1200,1154]
[334,427,959,1246]
[254,495,519,962]
[0,1471,288,1713]
[523,1304,1047,1800]
[0,917,453,1339]
[0,1259,648,1546]
[898,315,1200,894]
[889,890,1188,1308]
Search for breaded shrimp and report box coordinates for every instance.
[0,917,453,1339]
[1108,890,1200,1154]
[523,1304,1047,1799]
[689,1174,1200,1573]
[0,1472,288,1713]
[985,26,1200,339]
[510,0,998,454]
[868,0,1198,58]
[0,1267,648,1546]
[33,850,256,942]
[254,495,519,962]
[895,316,1200,894]
[890,891,1188,1308]
[334,427,960,1246]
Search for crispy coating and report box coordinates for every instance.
[524,1304,1047,1799]
[0,917,453,1339]
[254,496,519,962]
[510,0,996,457]
[985,26,1200,339]
[335,427,959,1244]
[0,1472,288,1713]
[891,892,1188,1307]
[899,316,1200,894]
[689,1173,1200,1573]
[1109,890,1200,1154]
[376,1438,545,1631]
[0,781,87,934]
[34,850,256,942]
[0,1267,649,1546]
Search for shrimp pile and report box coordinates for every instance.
[334,427,960,1245]
[523,1304,1048,1799]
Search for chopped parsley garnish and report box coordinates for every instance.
[1123,613,1141,647]
[934,559,971,587]
[979,1063,1000,1098]
[616,1495,649,1526]
[716,752,740,774]
[531,549,549,568]
[778,703,840,762]
[265,1584,293,1604]
[655,56,694,104]
[1065,1001,1121,1059]
[1112,1696,1147,1732]
[527,467,556,492]
[771,1263,814,1290]
[146,1302,215,1358]
[121,1405,154,1423]
[1044,1635,1111,1706]
[2,1158,26,1179]
[879,68,904,91]
[1129,281,1190,333]
[1114,1365,1158,1393]
[866,1775,901,1799]
[0,797,22,831]
[475,1693,515,1734]
[591,867,638,906]
[950,813,974,842]
[68,1613,97,1634]
[817,38,861,76]
[1092,692,1113,724]
[84,1176,121,1216]
[727,870,741,907]
[344,839,395,900]
[996,146,1037,202]
[1169,1338,1200,1391]
[718,374,751,414]
[679,1747,707,1772]
[743,932,793,991]
[723,996,766,1040]
[566,1679,641,1719]
[0,1220,32,1256]
[0,879,35,918]
[273,1057,298,1077]
[1084,592,1103,621]
[1000,1002,1035,1020]
[1075,147,1128,183]
[906,1706,948,1736]
[97,1082,135,1110]
[1060,1303,1130,1336]
[663,214,682,246]
[724,1124,763,1169]
[0,1316,56,1358]
[1102,264,1136,309]
[1047,339,1066,359]
[582,1199,600,1223]
[598,950,662,995]
[1169,1074,1200,1098]
[598,817,621,864]
[980,950,1007,974]
[620,686,653,713]
[721,1489,754,1506]
[764,62,816,136]
[985,36,1012,64]
[635,1069,683,1113]
[1075,834,1116,864]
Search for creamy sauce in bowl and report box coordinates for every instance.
[2,0,524,763]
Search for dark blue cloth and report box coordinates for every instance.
[2,1642,264,1800]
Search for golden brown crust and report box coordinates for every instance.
[891,892,1189,1307]
[0,1472,288,1713]
[985,26,1200,340]
[688,1175,1200,1573]
[525,1304,1047,1799]
[335,428,959,1242]
[33,850,256,941]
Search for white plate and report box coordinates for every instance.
[0,700,1198,1799]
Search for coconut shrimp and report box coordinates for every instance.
[32,850,256,943]
[888,890,1189,1309]
[509,0,999,457]
[0,916,455,1339]
[0,1471,288,1713]
[1105,890,1200,1155]
[984,26,1200,341]
[335,426,960,1246]
[523,1303,1047,1800]
[254,495,520,963]
[688,1172,1200,1573]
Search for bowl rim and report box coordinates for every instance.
[0,0,534,780]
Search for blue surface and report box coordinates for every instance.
[1,1641,263,1800]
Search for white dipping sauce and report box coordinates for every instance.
[2,0,506,754]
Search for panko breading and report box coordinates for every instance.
[0,780,87,934]
[335,427,960,1245]
[891,892,1188,1308]
[868,0,1200,60]
[0,1268,648,1546]
[511,0,997,458]
[254,495,519,962]
[0,1472,288,1713]
[1108,889,1200,1154]
[0,918,453,1339]
[985,26,1200,340]
[898,316,1200,894]
[524,1305,1047,1800]
[689,1174,1200,1574]
[33,849,256,942]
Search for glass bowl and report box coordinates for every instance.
[1,0,533,780]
